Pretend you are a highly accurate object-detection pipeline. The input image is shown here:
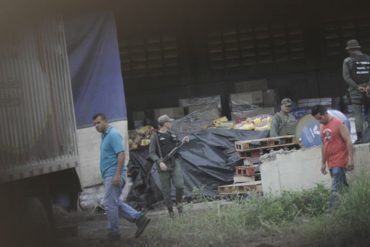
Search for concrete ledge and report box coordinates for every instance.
[260,143,370,195]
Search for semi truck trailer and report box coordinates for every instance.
[0,17,81,246]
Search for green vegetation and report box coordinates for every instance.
[300,171,370,246]
[136,171,370,247]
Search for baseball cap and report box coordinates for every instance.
[281,98,292,106]
[157,114,174,126]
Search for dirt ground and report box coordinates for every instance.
[54,202,370,247]
[55,203,303,247]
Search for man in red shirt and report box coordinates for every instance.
[311,105,354,209]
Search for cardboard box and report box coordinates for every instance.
[231,107,275,120]
[230,91,264,106]
[179,95,221,107]
[297,98,332,108]
[263,89,278,107]
[185,104,220,115]
[154,107,185,119]
[132,111,145,121]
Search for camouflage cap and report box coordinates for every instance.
[345,39,361,50]
[157,114,174,126]
[281,98,292,106]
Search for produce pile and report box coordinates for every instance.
[210,115,272,131]
[129,114,273,150]
[128,126,154,150]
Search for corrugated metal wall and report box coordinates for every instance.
[0,17,79,183]
[115,0,370,127]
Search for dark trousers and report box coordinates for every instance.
[329,167,348,209]
[159,159,184,211]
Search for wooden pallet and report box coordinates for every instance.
[242,156,261,165]
[235,165,255,176]
[233,175,256,184]
[235,135,298,152]
[238,149,262,160]
[218,181,262,194]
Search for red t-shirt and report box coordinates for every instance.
[320,117,348,168]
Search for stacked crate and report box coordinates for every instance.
[218,135,299,195]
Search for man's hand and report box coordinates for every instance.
[358,86,366,93]
[320,164,327,175]
[159,161,168,172]
[112,174,121,187]
[365,86,370,95]
[182,136,190,143]
[347,159,354,171]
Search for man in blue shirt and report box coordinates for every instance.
[93,113,150,240]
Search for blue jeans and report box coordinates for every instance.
[103,176,142,234]
[329,167,348,209]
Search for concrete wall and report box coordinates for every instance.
[260,144,370,195]
[77,120,129,188]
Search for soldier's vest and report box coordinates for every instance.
[277,112,297,136]
[347,54,370,105]
[350,54,370,84]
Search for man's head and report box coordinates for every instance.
[346,39,361,55]
[92,113,108,133]
[280,98,292,113]
[311,105,330,124]
[157,114,174,129]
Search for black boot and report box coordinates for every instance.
[168,207,175,218]
[135,214,151,238]
[176,188,184,214]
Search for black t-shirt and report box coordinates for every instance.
[157,131,178,157]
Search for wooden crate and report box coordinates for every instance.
[235,135,298,152]
[233,175,255,183]
[242,156,261,164]
[218,181,262,194]
[235,165,255,176]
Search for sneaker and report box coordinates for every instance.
[107,231,121,241]
[135,214,151,238]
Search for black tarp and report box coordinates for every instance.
[127,129,269,208]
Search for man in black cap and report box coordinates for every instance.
[343,39,370,142]
[149,115,189,217]
[270,98,297,137]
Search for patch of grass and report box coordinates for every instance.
[138,172,370,247]
[300,170,370,246]
[241,184,329,227]
[139,185,330,247]
[335,171,370,236]
[191,185,209,203]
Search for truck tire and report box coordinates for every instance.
[21,197,53,247]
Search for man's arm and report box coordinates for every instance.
[112,151,125,185]
[321,144,327,175]
[110,131,126,186]
[116,152,125,174]
[343,59,359,89]
[149,134,160,163]
[148,133,168,171]
[339,124,354,170]
[269,114,280,137]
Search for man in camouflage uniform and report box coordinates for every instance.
[342,39,370,142]
[270,98,297,137]
[149,115,188,218]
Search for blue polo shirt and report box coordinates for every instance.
[100,127,126,178]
